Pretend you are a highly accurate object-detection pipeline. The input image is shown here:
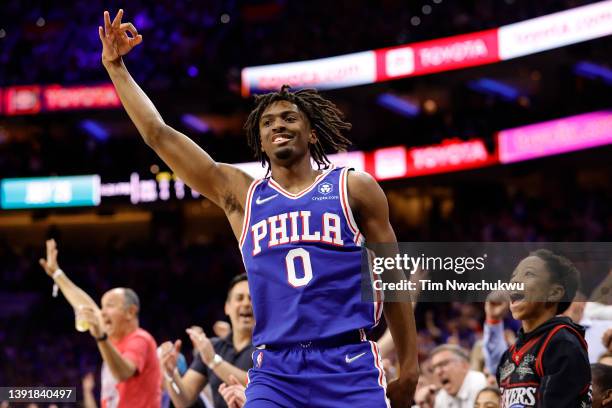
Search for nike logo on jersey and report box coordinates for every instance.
[255,194,278,205]
[345,352,366,363]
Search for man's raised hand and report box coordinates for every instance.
[98,9,142,65]
[159,340,182,376]
[39,238,60,277]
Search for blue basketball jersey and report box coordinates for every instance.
[239,166,382,346]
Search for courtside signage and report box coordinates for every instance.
[1,175,101,209]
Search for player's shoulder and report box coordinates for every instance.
[346,169,380,191]
[346,169,385,204]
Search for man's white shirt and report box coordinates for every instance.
[434,370,487,408]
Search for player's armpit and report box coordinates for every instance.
[345,170,395,243]
[145,124,253,213]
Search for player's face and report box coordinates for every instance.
[259,100,316,165]
[508,256,559,321]
[101,289,132,336]
[225,281,254,333]
[474,390,500,408]
[431,350,469,396]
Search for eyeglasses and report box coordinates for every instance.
[431,358,460,371]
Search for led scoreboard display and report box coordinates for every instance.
[0,175,101,209]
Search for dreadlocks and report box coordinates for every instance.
[244,85,352,171]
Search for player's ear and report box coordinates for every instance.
[309,129,318,145]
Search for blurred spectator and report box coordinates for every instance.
[82,372,97,408]
[473,387,500,408]
[592,363,612,408]
[420,344,486,408]
[600,352,612,366]
[218,375,246,408]
[40,239,161,408]
[159,274,254,408]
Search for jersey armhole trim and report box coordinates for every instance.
[339,167,363,244]
[239,179,263,248]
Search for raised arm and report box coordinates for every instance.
[348,171,418,407]
[98,10,252,225]
[39,239,99,312]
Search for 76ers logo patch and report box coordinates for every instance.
[501,386,537,407]
[318,182,333,195]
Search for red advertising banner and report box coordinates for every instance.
[4,85,41,115]
[0,84,121,115]
[411,29,500,76]
[372,139,496,180]
[43,84,121,111]
[406,138,496,176]
[4,86,42,116]
[376,29,499,81]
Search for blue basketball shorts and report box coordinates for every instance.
[244,340,390,408]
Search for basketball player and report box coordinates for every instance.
[98,9,418,407]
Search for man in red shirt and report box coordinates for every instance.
[40,239,161,408]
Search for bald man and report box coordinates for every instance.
[40,239,161,408]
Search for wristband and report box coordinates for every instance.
[96,332,108,342]
[51,269,64,298]
[207,353,223,369]
[163,369,181,395]
[486,318,502,325]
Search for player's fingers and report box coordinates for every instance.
[98,26,105,41]
[174,339,182,352]
[120,22,138,37]
[111,9,123,28]
[39,259,47,268]
[104,11,111,33]
[129,35,143,48]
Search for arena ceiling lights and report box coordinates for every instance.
[241,0,612,96]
